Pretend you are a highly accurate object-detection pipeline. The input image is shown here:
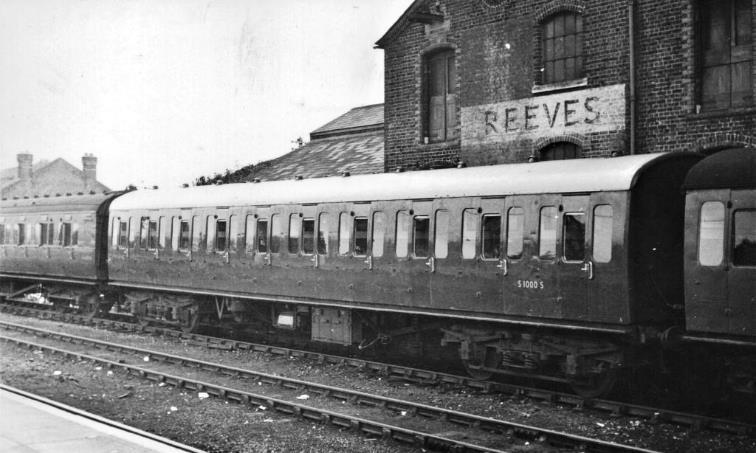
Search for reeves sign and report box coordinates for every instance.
[461,84,626,146]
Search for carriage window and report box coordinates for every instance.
[288,214,301,254]
[0,223,4,245]
[317,213,329,254]
[435,210,449,259]
[40,222,55,246]
[354,217,368,257]
[17,223,25,245]
[733,210,756,266]
[119,221,129,248]
[58,222,75,247]
[191,216,202,252]
[139,217,149,249]
[256,219,269,253]
[270,214,282,253]
[215,219,227,252]
[699,201,725,266]
[159,217,169,249]
[228,215,238,251]
[413,216,430,258]
[148,220,158,250]
[563,212,585,262]
[539,207,558,259]
[372,212,386,258]
[593,205,613,263]
[507,207,524,259]
[302,218,315,255]
[396,211,410,258]
[179,220,190,250]
[339,213,351,255]
[244,215,255,253]
[462,209,478,259]
[171,218,180,251]
[482,214,501,259]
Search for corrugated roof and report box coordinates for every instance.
[310,104,384,139]
[112,153,686,211]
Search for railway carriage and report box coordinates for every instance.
[0,192,119,310]
[105,152,701,395]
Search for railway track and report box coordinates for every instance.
[1,302,754,438]
[0,320,660,453]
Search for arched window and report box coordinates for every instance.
[541,12,584,84]
[424,49,458,143]
[540,142,582,161]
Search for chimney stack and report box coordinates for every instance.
[17,153,33,193]
[82,154,97,192]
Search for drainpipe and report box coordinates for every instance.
[628,0,636,155]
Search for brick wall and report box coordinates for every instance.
[380,0,755,172]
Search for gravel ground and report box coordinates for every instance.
[1,313,755,453]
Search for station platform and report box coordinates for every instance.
[0,384,204,453]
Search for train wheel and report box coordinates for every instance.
[461,359,494,380]
[569,368,618,399]
[81,294,100,321]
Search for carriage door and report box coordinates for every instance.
[558,196,592,320]
[684,190,729,334]
[728,190,756,336]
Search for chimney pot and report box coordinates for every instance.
[82,154,98,191]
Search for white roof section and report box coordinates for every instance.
[110,153,673,211]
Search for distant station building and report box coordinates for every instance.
[226,104,384,182]
[375,0,755,171]
[0,153,110,199]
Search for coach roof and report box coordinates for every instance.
[110,153,691,211]
[683,148,756,191]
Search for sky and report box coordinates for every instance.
[0,0,410,190]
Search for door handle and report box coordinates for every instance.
[425,257,435,273]
[581,261,594,280]
[496,258,508,276]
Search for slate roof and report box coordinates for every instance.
[0,158,110,199]
[224,104,385,183]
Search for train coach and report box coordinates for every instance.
[102,152,701,396]
[0,192,119,311]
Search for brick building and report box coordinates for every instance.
[376,0,755,171]
[0,153,110,199]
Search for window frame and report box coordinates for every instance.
[481,214,502,260]
[539,11,585,87]
[732,208,756,267]
[423,48,458,143]
[412,215,430,259]
[698,201,726,266]
[538,206,558,260]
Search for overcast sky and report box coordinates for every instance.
[0,0,410,190]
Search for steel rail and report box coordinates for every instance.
[0,331,660,453]
[2,303,754,437]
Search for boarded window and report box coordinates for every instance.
[339,213,351,255]
[256,219,269,253]
[372,212,386,258]
[317,213,329,254]
[507,207,524,259]
[148,220,158,250]
[289,214,301,254]
[542,12,584,84]
[425,50,458,143]
[179,220,191,250]
[395,211,410,258]
[563,212,585,261]
[215,220,227,251]
[435,210,449,259]
[540,142,582,161]
[482,214,501,259]
[698,0,753,110]
[733,209,756,266]
[593,205,613,263]
[462,209,478,259]
[270,214,282,253]
[539,207,558,259]
[119,221,129,248]
[413,216,430,258]
[698,201,724,266]
[354,217,368,256]
[302,218,315,255]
